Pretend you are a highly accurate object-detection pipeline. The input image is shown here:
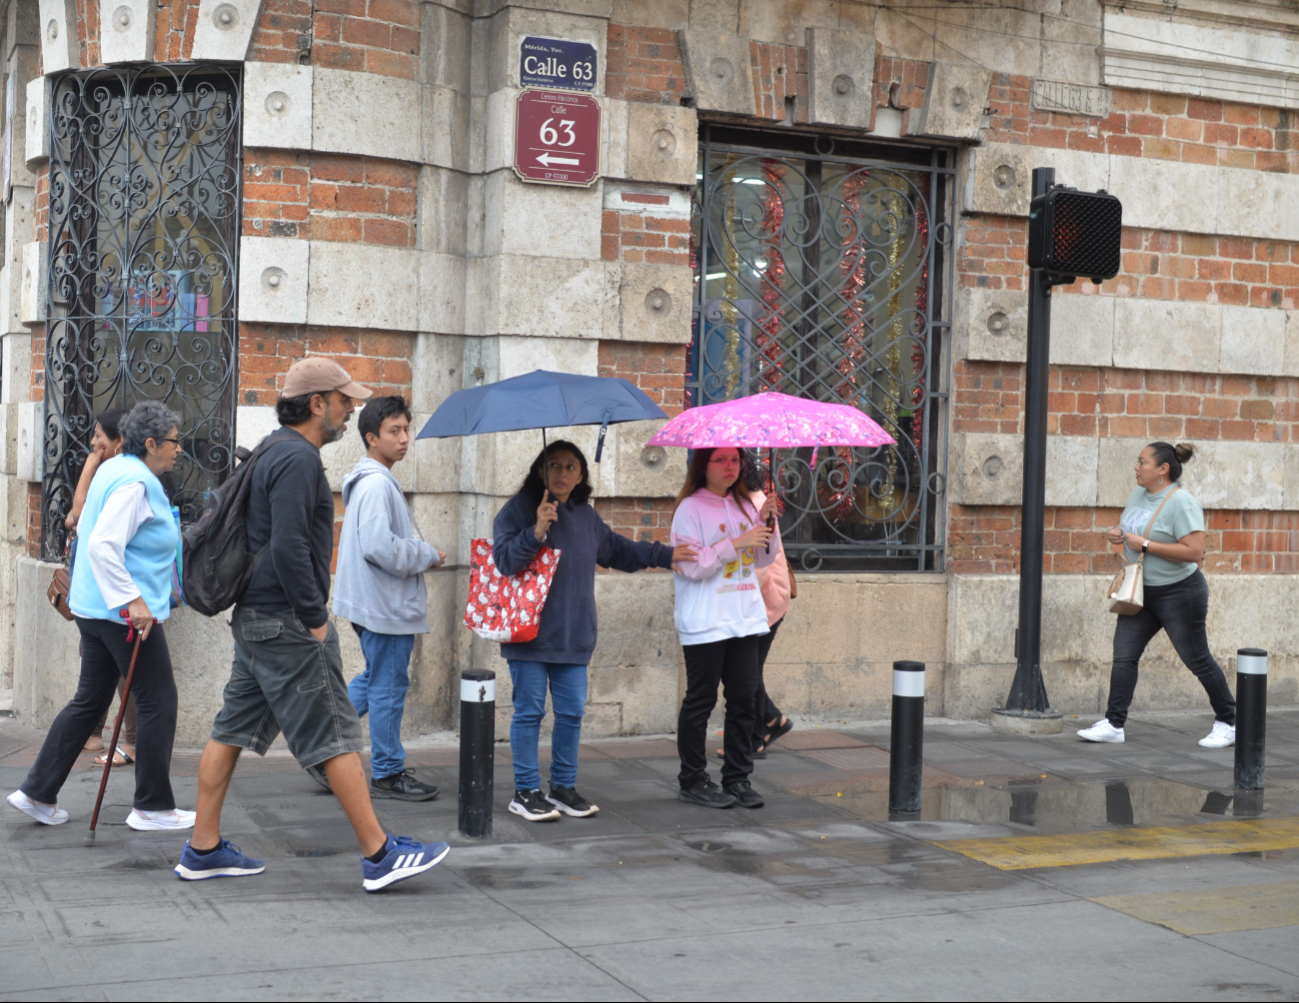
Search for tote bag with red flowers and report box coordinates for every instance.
[463,539,561,643]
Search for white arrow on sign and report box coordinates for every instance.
[535,151,581,167]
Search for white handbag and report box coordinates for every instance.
[1106,488,1178,615]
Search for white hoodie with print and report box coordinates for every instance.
[670,487,782,646]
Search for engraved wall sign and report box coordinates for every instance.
[1030,79,1111,118]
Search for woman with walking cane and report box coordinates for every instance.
[64,407,139,766]
[8,401,195,830]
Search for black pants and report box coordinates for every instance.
[752,618,784,747]
[21,617,178,811]
[1105,570,1236,729]
[678,633,761,788]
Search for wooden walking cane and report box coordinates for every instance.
[85,611,151,845]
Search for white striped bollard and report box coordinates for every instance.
[1234,648,1267,791]
[888,660,925,814]
[459,668,496,838]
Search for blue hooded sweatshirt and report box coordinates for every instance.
[492,491,673,665]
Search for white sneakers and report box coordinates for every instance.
[7,790,69,825]
[1077,718,1236,747]
[1198,721,1236,748]
[1077,719,1125,743]
[8,790,195,830]
[126,808,197,831]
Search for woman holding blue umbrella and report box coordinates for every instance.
[493,440,697,822]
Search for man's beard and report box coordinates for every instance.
[321,411,348,445]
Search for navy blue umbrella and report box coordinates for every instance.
[416,369,667,462]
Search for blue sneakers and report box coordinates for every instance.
[174,839,266,881]
[361,834,450,892]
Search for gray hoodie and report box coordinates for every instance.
[332,457,441,634]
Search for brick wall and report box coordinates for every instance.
[606,26,686,105]
[600,203,690,266]
[156,0,201,61]
[248,0,313,64]
[986,75,1299,173]
[25,483,42,559]
[949,505,1299,575]
[961,217,1299,308]
[243,150,417,245]
[593,497,675,547]
[953,363,1299,443]
[598,341,687,417]
[239,324,413,405]
[310,0,420,79]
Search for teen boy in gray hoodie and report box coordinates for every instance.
[333,396,445,801]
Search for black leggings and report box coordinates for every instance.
[678,633,761,788]
[21,617,178,811]
[1105,570,1235,729]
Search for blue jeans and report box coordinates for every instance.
[507,660,587,791]
[348,630,415,780]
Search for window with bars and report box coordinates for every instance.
[41,63,241,559]
[689,125,954,573]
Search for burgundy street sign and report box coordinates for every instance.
[513,88,601,188]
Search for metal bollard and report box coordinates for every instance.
[888,660,925,814]
[458,668,496,838]
[1234,648,1267,791]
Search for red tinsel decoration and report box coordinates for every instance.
[911,197,930,457]
[755,159,787,393]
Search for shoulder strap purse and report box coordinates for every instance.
[47,535,76,622]
[1105,487,1179,616]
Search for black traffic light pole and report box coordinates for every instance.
[995,166,1063,731]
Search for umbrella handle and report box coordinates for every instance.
[594,408,612,463]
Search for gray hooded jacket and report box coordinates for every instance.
[332,457,440,634]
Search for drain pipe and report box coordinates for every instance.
[459,668,496,838]
[889,660,925,814]
[1234,649,1267,791]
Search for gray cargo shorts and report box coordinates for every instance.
[210,606,364,769]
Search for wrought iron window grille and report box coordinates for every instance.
[690,125,954,572]
[41,63,241,560]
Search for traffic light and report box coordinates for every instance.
[1027,186,1123,284]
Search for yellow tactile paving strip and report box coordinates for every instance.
[1091,881,1299,935]
[934,817,1299,870]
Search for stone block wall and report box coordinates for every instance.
[8,0,1299,735]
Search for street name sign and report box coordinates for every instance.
[519,36,597,92]
[513,88,601,188]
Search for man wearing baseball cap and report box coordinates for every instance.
[176,358,450,892]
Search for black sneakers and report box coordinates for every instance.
[547,786,599,817]
[370,769,439,802]
[509,788,561,822]
[723,780,764,809]
[678,778,737,808]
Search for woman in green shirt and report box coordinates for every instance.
[1078,442,1236,748]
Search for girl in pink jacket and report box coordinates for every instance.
[671,447,781,810]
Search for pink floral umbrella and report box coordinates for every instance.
[647,392,895,450]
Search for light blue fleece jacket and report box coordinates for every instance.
[332,457,440,635]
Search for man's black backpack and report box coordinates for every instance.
[182,436,279,616]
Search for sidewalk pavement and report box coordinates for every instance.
[2,707,1299,1001]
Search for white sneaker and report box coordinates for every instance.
[1198,721,1236,748]
[126,808,197,831]
[1077,719,1125,743]
[7,790,69,825]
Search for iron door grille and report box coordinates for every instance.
[689,126,953,572]
[41,64,241,560]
